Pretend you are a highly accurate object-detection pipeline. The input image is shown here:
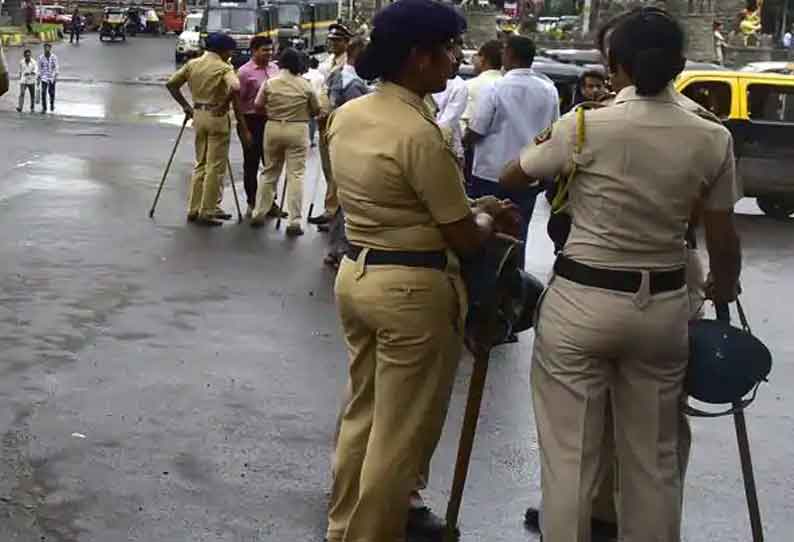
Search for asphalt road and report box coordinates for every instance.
[1,36,793,542]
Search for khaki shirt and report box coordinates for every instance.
[327,82,471,251]
[254,70,319,122]
[520,84,739,270]
[167,51,239,106]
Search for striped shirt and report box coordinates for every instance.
[38,53,59,83]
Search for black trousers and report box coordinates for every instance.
[242,114,266,208]
[40,81,56,111]
[70,27,81,43]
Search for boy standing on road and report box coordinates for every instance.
[38,44,59,113]
[17,49,38,113]
[70,8,82,44]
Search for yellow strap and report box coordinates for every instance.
[551,106,586,213]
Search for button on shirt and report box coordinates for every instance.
[19,58,38,85]
[167,51,240,106]
[37,53,59,83]
[237,59,278,115]
[470,68,559,182]
[461,68,502,129]
[254,70,319,122]
[518,84,739,270]
[433,76,468,159]
[327,82,471,251]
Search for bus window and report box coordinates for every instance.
[278,4,301,27]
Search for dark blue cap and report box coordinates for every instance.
[205,32,237,53]
[328,23,354,40]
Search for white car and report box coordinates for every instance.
[176,12,204,64]
[740,61,794,75]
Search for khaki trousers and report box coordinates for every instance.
[589,249,703,524]
[532,274,689,542]
[319,127,339,215]
[327,252,466,542]
[188,110,230,218]
[252,121,308,226]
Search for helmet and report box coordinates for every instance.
[462,237,545,347]
[686,318,771,405]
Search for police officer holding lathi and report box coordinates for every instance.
[166,33,252,227]
[324,1,514,540]
[500,9,742,541]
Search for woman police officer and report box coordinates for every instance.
[501,9,741,541]
[324,1,504,540]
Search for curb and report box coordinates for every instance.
[0,30,61,47]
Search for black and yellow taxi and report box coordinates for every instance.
[676,70,794,218]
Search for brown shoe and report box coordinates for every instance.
[267,203,287,218]
[250,218,266,229]
[187,213,198,222]
[194,217,223,227]
[285,224,304,237]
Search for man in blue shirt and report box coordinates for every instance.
[464,35,559,268]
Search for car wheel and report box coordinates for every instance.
[757,196,794,219]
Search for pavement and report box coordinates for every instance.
[1,35,793,542]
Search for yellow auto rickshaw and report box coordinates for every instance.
[99,7,127,42]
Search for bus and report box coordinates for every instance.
[268,0,340,53]
[200,0,276,67]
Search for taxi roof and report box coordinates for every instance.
[679,69,794,82]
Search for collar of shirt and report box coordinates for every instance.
[341,64,361,87]
[613,84,679,105]
[478,69,502,79]
[381,82,429,118]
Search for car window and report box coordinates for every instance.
[681,80,732,119]
[747,84,794,122]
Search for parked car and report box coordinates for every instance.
[175,12,204,64]
[677,70,794,218]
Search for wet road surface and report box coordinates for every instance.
[1,37,793,542]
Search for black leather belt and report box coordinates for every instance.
[346,245,447,270]
[554,255,685,295]
[193,103,219,110]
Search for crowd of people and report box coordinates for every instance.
[165,2,743,540]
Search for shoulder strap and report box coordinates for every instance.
[551,105,587,213]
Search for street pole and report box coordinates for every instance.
[582,0,592,36]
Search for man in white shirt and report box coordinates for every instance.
[17,49,38,112]
[465,35,559,268]
[0,43,8,97]
[461,39,503,188]
[432,43,468,163]
[462,40,503,131]
[37,43,59,113]
[304,56,325,145]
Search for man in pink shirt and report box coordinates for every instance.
[237,36,281,218]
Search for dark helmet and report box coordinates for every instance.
[686,319,771,406]
[462,237,545,347]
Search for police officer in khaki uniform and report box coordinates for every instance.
[166,33,251,227]
[307,23,353,228]
[501,9,741,541]
[523,10,721,539]
[324,2,501,540]
[250,48,319,235]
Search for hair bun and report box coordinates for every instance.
[632,48,683,95]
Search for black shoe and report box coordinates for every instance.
[16,107,22,113]
[308,212,332,225]
[524,507,541,532]
[213,211,233,220]
[406,506,457,541]
[187,213,198,223]
[523,507,617,541]
[194,217,223,227]
[317,223,330,233]
[285,224,304,237]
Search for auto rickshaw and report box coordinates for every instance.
[99,7,127,42]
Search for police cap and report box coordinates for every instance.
[328,22,354,40]
[205,32,237,53]
[357,0,467,80]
